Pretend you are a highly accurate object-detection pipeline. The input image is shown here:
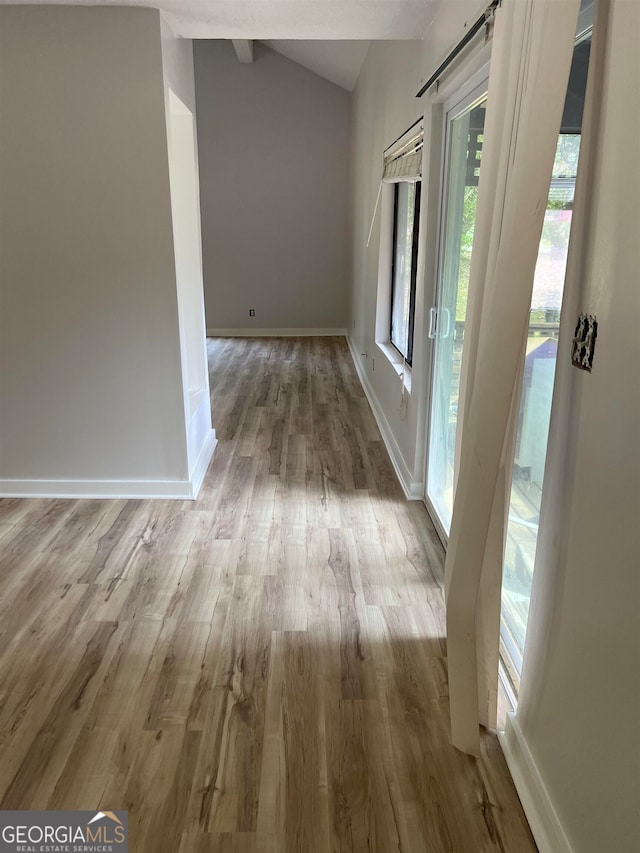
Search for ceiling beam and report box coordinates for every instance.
[231,39,254,63]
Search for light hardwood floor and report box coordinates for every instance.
[0,336,536,852]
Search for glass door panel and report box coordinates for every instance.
[500,33,591,689]
[500,134,581,681]
[426,91,487,534]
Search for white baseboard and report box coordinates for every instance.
[499,713,573,853]
[206,327,348,338]
[346,336,423,501]
[0,432,218,501]
[189,429,217,499]
[0,428,218,501]
[0,479,194,500]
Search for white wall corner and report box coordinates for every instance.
[189,428,217,499]
[346,335,423,500]
[499,713,574,853]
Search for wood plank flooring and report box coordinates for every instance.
[0,336,536,852]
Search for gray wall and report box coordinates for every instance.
[193,41,350,331]
[0,6,189,487]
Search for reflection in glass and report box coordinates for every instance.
[500,134,581,683]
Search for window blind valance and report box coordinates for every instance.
[366,120,424,246]
[383,128,424,182]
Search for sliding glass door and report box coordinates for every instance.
[500,32,591,691]
[426,83,487,535]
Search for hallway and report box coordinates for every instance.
[0,336,535,851]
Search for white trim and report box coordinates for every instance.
[0,431,217,502]
[206,327,348,338]
[422,495,449,548]
[189,428,217,499]
[376,342,412,393]
[499,713,573,853]
[346,336,423,500]
[429,39,492,108]
[0,480,195,500]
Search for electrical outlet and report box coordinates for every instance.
[249,309,255,317]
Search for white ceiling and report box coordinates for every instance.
[0,0,438,38]
[1,0,439,91]
[166,0,436,40]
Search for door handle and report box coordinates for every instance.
[428,307,438,339]
[441,307,452,339]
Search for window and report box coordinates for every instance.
[375,122,423,371]
[390,181,421,364]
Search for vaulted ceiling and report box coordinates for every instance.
[261,40,371,91]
